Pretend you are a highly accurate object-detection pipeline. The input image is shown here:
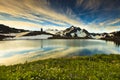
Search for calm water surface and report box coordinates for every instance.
[0,39,119,65]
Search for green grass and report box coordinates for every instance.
[0,54,120,80]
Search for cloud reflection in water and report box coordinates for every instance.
[0,39,119,65]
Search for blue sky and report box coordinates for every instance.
[0,0,120,33]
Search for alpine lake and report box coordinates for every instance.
[0,39,120,65]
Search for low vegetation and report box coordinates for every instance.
[0,54,120,80]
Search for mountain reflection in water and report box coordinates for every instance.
[0,39,119,65]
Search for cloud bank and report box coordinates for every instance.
[0,0,120,32]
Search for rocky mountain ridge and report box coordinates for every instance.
[0,24,120,41]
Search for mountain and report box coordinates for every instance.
[100,31,120,42]
[0,34,8,40]
[51,26,120,41]
[0,24,28,33]
[0,24,120,41]
[0,24,54,40]
[0,24,29,40]
[55,26,91,39]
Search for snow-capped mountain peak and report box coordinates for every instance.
[56,26,90,38]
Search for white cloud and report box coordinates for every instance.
[0,20,66,31]
[0,0,85,30]
[0,20,42,30]
[108,19,120,25]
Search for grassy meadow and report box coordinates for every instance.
[0,54,120,80]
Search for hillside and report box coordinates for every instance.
[0,24,29,40]
[0,54,120,80]
[0,24,28,33]
[0,34,8,40]
[13,31,54,40]
[0,24,54,40]
[104,31,120,39]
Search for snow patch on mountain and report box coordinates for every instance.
[76,30,87,37]
[15,32,30,38]
[91,35,103,39]
[0,33,17,36]
[6,34,53,40]
[108,33,114,37]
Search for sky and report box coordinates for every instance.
[0,0,120,33]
